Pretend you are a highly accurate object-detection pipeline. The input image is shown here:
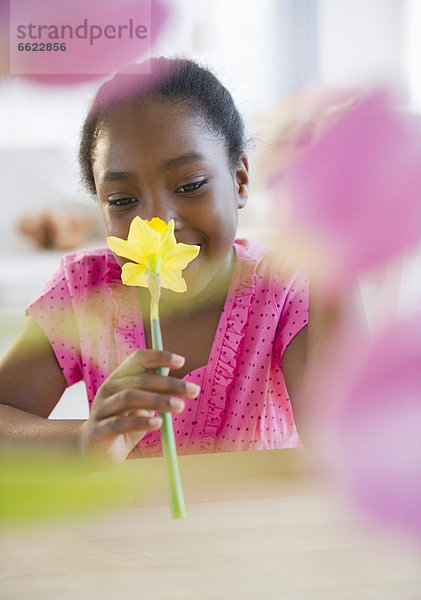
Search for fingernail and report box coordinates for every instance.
[149,417,162,427]
[172,354,185,366]
[170,398,185,412]
[186,382,201,395]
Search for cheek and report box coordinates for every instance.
[207,191,238,246]
[100,210,131,269]
[100,207,130,239]
[99,205,112,233]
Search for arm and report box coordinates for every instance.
[0,316,200,465]
[0,316,82,451]
[282,285,368,449]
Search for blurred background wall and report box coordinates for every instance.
[0,0,419,417]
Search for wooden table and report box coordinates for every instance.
[1,449,420,599]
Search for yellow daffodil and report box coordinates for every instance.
[107,216,200,294]
[106,215,197,519]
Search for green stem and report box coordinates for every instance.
[150,307,186,519]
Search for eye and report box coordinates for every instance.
[108,197,137,208]
[175,180,207,194]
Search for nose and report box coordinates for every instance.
[141,194,184,231]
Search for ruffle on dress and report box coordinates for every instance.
[196,240,258,452]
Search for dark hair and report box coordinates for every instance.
[79,57,246,195]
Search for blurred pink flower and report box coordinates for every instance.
[262,86,356,186]
[318,315,421,538]
[278,90,421,298]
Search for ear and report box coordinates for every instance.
[234,155,249,209]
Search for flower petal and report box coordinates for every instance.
[107,236,145,264]
[158,219,177,257]
[121,262,148,287]
[128,216,160,257]
[160,268,187,293]
[163,243,200,272]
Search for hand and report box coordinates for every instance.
[79,350,200,466]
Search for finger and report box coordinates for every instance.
[111,350,185,379]
[94,389,186,420]
[127,409,155,419]
[91,414,163,445]
[102,374,201,400]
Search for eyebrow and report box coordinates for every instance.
[159,152,205,173]
[101,170,137,184]
[101,152,206,185]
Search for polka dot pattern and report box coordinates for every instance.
[26,240,309,458]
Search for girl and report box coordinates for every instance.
[0,57,344,465]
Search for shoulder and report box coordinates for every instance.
[234,238,309,305]
[60,246,113,273]
[57,247,118,286]
[234,237,307,274]
[27,247,117,310]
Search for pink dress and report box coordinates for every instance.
[26,239,308,456]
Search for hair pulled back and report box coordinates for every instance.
[79,57,246,195]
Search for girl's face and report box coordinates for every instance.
[93,98,249,301]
